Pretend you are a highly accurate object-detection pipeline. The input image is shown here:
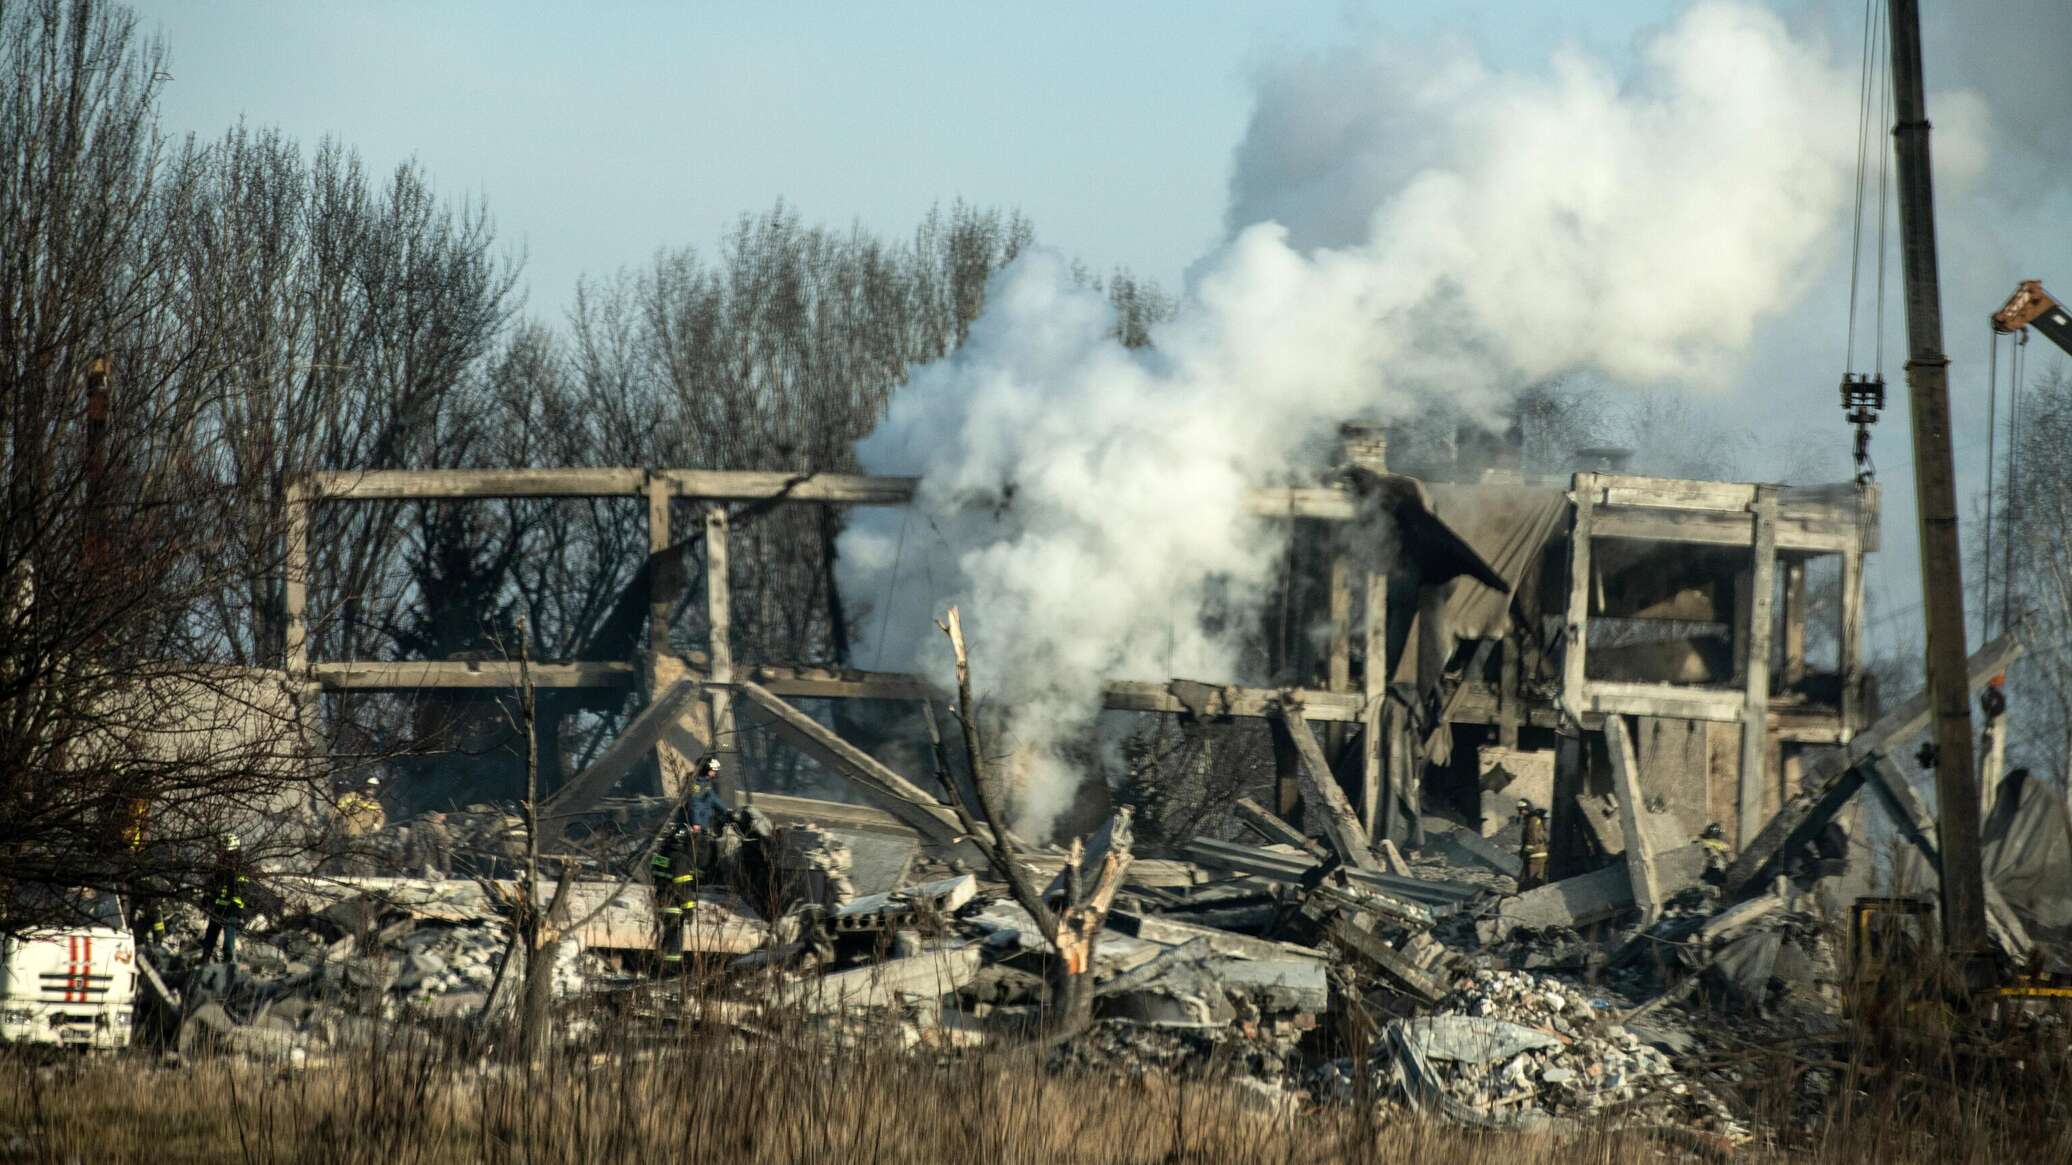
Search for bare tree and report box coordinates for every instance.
[1987,364,2072,778]
[929,607,1130,1037]
[0,0,320,931]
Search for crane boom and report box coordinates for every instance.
[1886,0,1989,969]
[1992,279,2072,358]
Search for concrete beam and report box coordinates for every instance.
[1604,715,1664,926]
[1278,703,1379,872]
[1724,631,2025,894]
[310,659,639,690]
[538,679,703,828]
[1232,796,1326,859]
[1476,844,1708,941]
[777,946,984,1013]
[727,681,967,848]
[1324,914,1444,1005]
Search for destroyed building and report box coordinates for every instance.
[282,414,1881,886]
[113,411,2060,1146]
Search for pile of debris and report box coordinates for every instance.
[1314,968,1746,1138]
[151,880,616,1063]
[128,732,2072,1155]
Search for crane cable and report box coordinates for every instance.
[1983,329,1999,635]
[1842,0,1880,375]
[1840,0,1892,484]
[2005,331,2026,628]
[1873,22,1892,383]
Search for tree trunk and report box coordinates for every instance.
[518,930,562,1061]
[1049,958,1096,1036]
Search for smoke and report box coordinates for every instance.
[839,2,1864,835]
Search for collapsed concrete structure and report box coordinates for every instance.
[285,423,1878,855]
[152,429,2061,1140]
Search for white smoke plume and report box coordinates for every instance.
[839,2,1862,835]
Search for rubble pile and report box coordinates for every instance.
[1324,969,1748,1138]
[116,747,2072,1156]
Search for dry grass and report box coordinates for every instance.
[0,1040,1638,1165]
[2,990,2070,1164]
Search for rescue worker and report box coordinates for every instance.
[1981,673,2008,721]
[1517,799,1550,890]
[650,821,700,968]
[118,794,169,954]
[688,756,726,830]
[337,776,386,837]
[411,811,453,880]
[335,776,387,876]
[199,832,249,964]
[1698,822,1731,871]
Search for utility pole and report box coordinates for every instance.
[1886,0,1988,967]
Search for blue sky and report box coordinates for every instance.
[127,1,2072,662]
[131,1,1668,311]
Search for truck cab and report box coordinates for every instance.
[0,903,137,1049]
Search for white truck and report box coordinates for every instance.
[0,924,137,1049]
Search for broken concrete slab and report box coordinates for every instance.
[1421,821,1523,880]
[1100,982,1235,1029]
[773,824,860,909]
[1301,877,1436,930]
[1323,914,1444,1005]
[1095,937,1212,996]
[829,874,977,935]
[1476,844,1708,942]
[1210,957,1329,1013]
[1181,836,1483,912]
[1093,939,1236,1029]
[777,945,984,1013]
[1479,747,1556,837]
[1394,1015,1561,1064]
[1697,890,1785,944]
[834,830,917,897]
[1106,910,1328,965]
